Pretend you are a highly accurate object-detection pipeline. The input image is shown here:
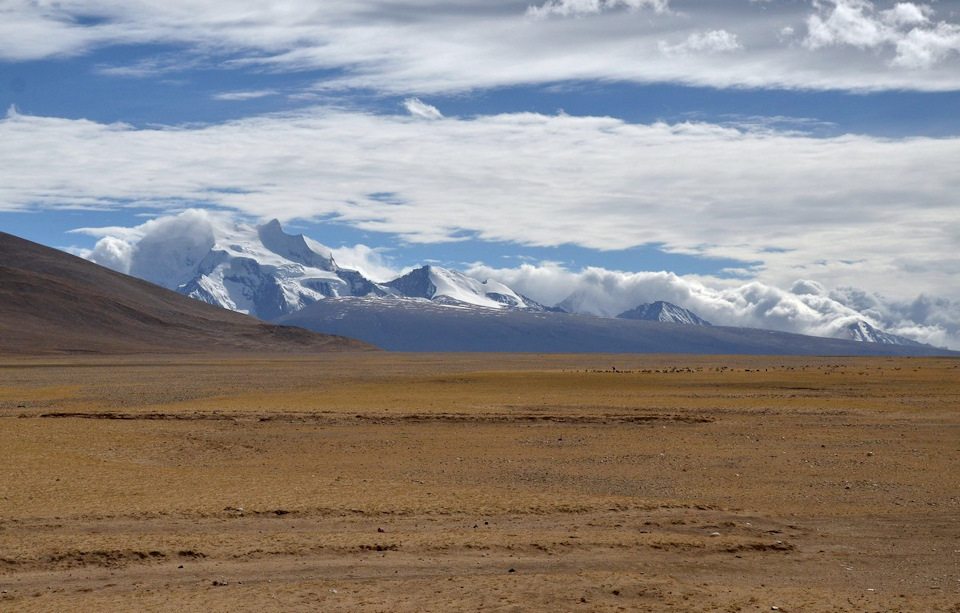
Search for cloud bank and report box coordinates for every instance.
[2,1,960,92]
[466,262,960,349]
[3,105,958,308]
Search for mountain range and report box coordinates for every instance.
[64,217,952,356]
[119,217,549,320]
[274,296,952,356]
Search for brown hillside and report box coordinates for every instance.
[0,232,379,355]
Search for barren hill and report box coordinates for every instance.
[0,232,378,355]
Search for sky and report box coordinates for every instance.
[1,0,959,347]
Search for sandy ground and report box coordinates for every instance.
[0,353,958,612]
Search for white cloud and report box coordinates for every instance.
[78,209,224,288]
[804,0,960,69]
[2,1,959,93]
[328,244,405,283]
[806,0,887,49]
[212,89,279,101]
[891,23,960,68]
[659,30,743,56]
[403,98,444,120]
[80,236,136,274]
[466,261,960,349]
[527,0,669,18]
[0,1,98,61]
[882,2,930,27]
[3,107,959,308]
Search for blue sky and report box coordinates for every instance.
[2,0,960,346]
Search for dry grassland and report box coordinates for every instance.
[0,353,958,612]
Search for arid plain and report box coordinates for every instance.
[1,353,958,612]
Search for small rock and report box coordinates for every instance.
[508,568,516,573]
[709,532,721,537]
[377,527,385,533]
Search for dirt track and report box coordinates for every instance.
[1,354,958,612]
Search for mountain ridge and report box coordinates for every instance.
[618,301,713,326]
[385,265,548,311]
[0,232,378,355]
[841,320,924,346]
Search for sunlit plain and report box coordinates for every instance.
[1,353,958,612]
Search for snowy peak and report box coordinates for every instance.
[384,266,436,299]
[111,216,385,320]
[617,301,712,326]
[840,320,922,346]
[385,266,544,310]
[257,219,336,271]
[90,215,543,320]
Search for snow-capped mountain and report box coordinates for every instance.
[86,216,938,350]
[103,217,545,320]
[385,266,547,310]
[839,320,924,346]
[123,217,387,320]
[617,301,712,326]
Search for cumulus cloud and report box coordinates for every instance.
[882,2,930,27]
[805,0,960,68]
[4,107,959,307]
[659,30,743,56]
[466,261,960,349]
[81,236,136,274]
